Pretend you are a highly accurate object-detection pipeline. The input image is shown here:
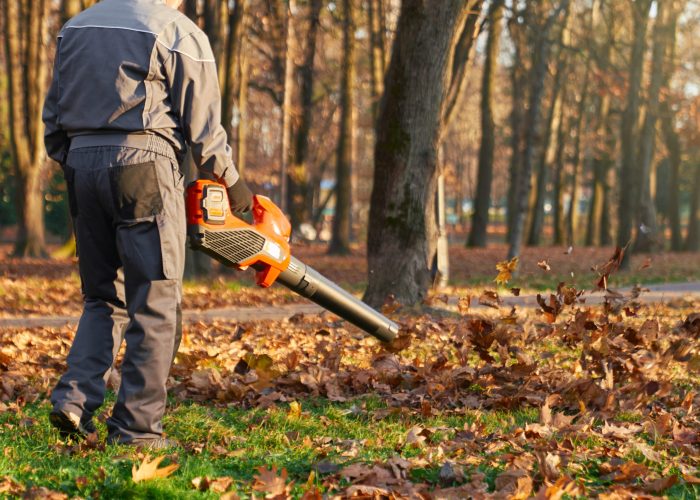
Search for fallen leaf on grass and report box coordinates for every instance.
[23,486,68,499]
[495,468,532,499]
[131,455,179,483]
[644,475,677,493]
[252,465,292,498]
[287,401,302,419]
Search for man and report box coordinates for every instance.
[42,0,252,449]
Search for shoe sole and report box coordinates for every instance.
[49,411,95,440]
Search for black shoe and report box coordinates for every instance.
[108,436,179,450]
[49,408,97,440]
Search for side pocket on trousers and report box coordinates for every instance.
[63,165,78,218]
[109,161,163,221]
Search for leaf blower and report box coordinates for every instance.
[186,180,399,342]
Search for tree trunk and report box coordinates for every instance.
[505,11,528,242]
[634,0,675,253]
[686,166,700,251]
[61,0,81,23]
[367,0,386,122]
[364,0,481,307]
[2,0,49,257]
[661,101,682,251]
[279,0,297,213]
[566,66,590,247]
[329,0,355,255]
[617,0,653,265]
[468,0,504,248]
[237,50,249,177]
[551,90,568,246]
[288,0,322,232]
[221,0,248,141]
[508,0,570,260]
[527,17,569,247]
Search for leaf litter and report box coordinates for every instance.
[0,248,699,497]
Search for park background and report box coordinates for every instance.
[1,0,700,498]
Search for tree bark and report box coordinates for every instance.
[329,0,355,255]
[565,67,590,247]
[634,0,675,253]
[506,11,528,242]
[508,0,570,260]
[222,0,248,141]
[279,0,297,213]
[686,166,700,251]
[527,15,570,246]
[661,101,682,251]
[2,0,49,257]
[367,0,386,122]
[468,0,505,248]
[288,0,322,232]
[551,86,568,246]
[617,0,653,265]
[61,0,81,23]
[364,0,481,307]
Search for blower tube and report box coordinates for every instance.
[276,256,399,342]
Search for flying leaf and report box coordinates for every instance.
[131,455,179,483]
[494,257,519,285]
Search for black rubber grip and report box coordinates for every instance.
[277,256,399,342]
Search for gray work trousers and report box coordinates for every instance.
[50,144,186,443]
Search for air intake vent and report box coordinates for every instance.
[202,229,266,265]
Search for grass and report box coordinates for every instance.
[4,396,697,498]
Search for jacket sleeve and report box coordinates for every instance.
[161,30,239,187]
[43,37,69,165]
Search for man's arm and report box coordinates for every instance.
[161,30,239,188]
[43,37,69,165]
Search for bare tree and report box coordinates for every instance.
[617,0,653,265]
[329,0,356,255]
[1,0,51,257]
[468,0,505,248]
[288,0,323,232]
[508,0,570,260]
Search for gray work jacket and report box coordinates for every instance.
[42,0,239,188]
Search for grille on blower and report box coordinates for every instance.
[202,229,266,265]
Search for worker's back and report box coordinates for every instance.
[54,0,212,155]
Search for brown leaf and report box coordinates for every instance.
[644,475,677,493]
[495,468,532,499]
[252,465,291,498]
[131,455,179,483]
[457,296,471,314]
[537,260,551,271]
[495,257,519,285]
[479,290,501,309]
[210,476,234,493]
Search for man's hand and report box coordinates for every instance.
[227,178,254,214]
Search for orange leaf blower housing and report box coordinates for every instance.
[186,180,398,342]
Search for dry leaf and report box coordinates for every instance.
[131,455,179,483]
[252,465,291,498]
[495,257,519,285]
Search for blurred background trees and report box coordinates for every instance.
[1,0,700,304]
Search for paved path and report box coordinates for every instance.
[2,282,699,330]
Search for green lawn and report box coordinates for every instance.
[1,395,699,498]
